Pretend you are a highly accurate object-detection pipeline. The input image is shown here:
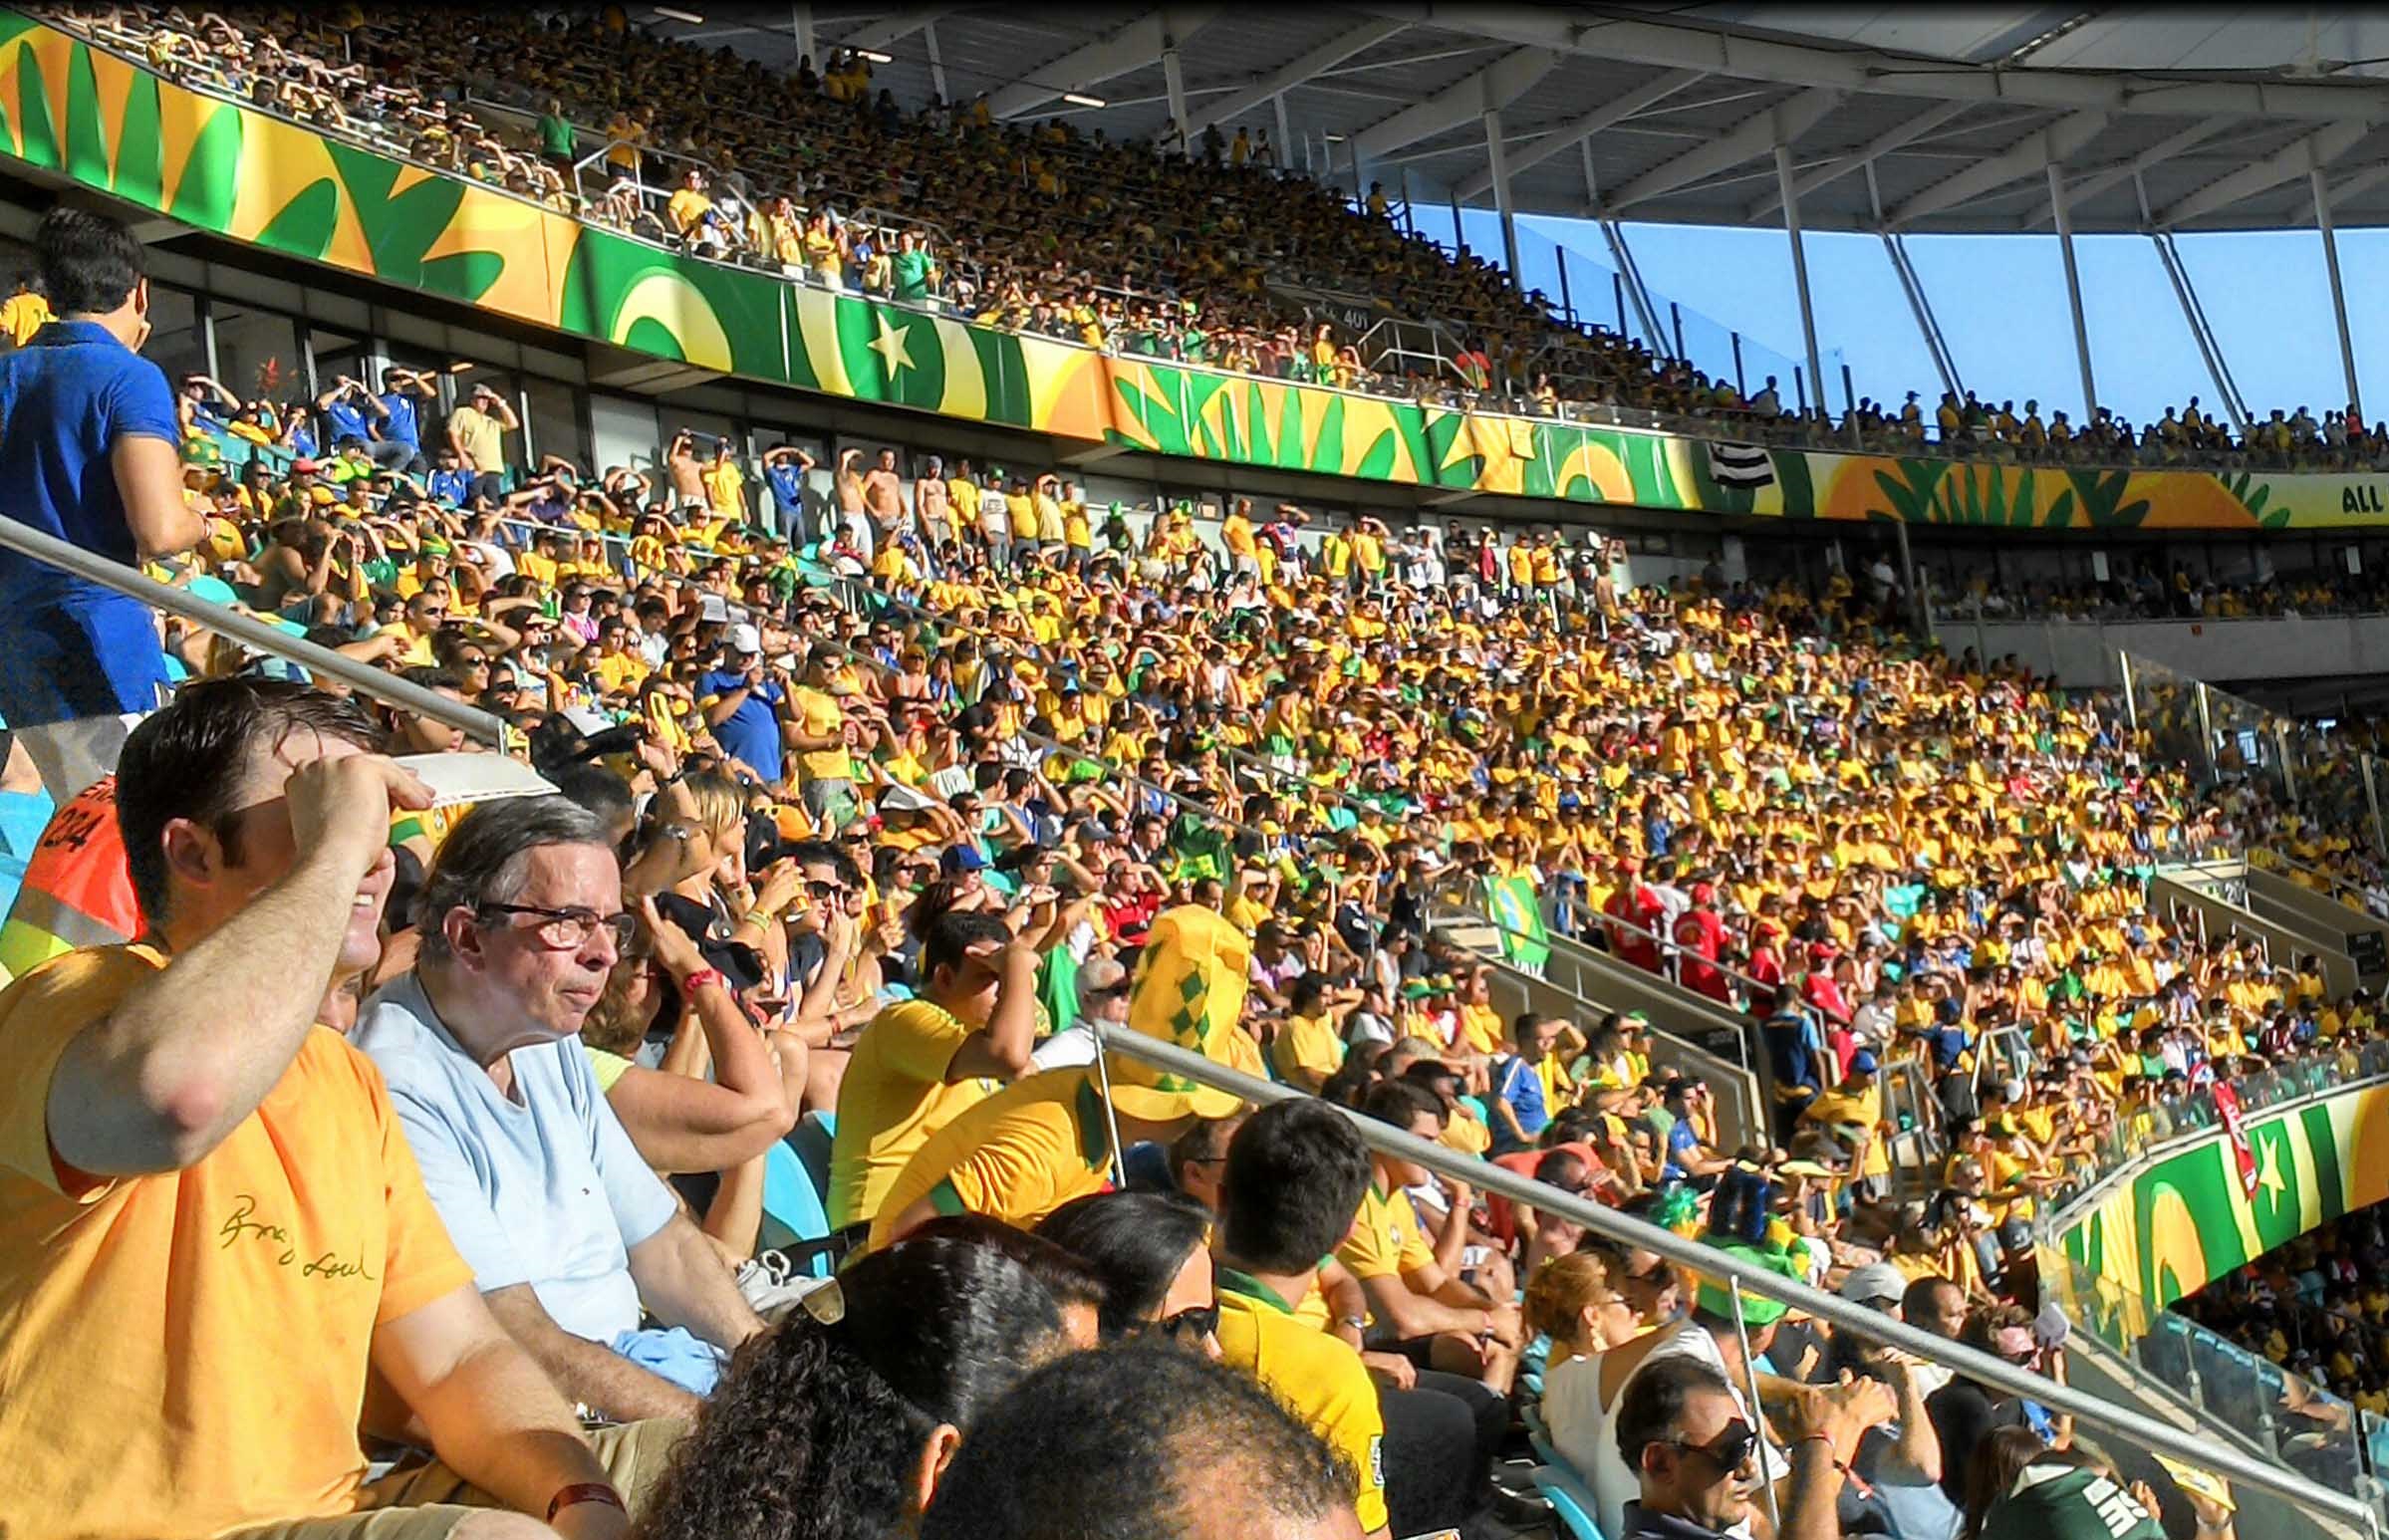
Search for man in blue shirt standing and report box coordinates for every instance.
[696,623,787,787]
[0,207,202,795]
[374,364,438,475]
[761,442,814,541]
[1759,983,1833,1142]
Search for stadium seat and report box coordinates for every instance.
[757,1141,849,1278]
[787,1108,836,1200]
[1530,1462,1607,1540]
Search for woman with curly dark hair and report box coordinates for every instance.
[633,1234,1070,1540]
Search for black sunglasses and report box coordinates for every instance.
[1668,1417,1757,1472]
[1154,1303,1220,1344]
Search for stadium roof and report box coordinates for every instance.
[639,4,2389,233]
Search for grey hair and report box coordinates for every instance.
[412,795,611,963]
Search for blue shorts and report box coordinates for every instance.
[0,589,170,728]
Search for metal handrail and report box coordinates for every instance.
[0,516,505,747]
[1422,895,1762,1145]
[1093,1018,2381,1534]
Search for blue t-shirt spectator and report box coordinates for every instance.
[377,387,422,450]
[322,393,373,445]
[0,318,181,723]
[1662,1117,1702,1182]
[427,465,474,506]
[766,461,806,523]
[698,665,785,784]
[1760,1005,1825,1093]
[1492,1053,1552,1153]
[354,973,685,1365]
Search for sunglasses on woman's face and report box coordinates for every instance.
[1152,1303,1219,1345]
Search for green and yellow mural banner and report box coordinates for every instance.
[2055,1082,2389,1338]
[11,8,2389,531]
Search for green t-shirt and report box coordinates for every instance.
[538,113,576,158]
[1980,1465,2163,1540]
[893,249,932,301]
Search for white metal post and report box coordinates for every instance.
[923,19,949,103]
[1484,107,1520,282]
[2047,160,2099,421]
[2312,163,2363,421]
[1773,142,1826,423]
[1163,46,1191,157]
[789,2,814,71]
[1273,93,1292,175]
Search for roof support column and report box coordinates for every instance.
[2312,162,2362,421]
[1484,106,1520,282]
[2046,161,2099,422]
[924,19,949,102]
[1773,142,1826,425]
[789,2,814,70]
[1163,44,1191,157]
[1272,92,1292,171]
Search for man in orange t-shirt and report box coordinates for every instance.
[0,679,671,1540]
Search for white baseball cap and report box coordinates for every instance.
[728,622,762,655]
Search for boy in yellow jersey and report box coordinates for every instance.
[868,905,1262,1249]
[1213,1098,1394,1539]
[825,910,1038,1229]
[1337,1080,1521,1389]
[1271,970,1359,1094]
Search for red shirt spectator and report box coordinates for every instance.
[1604,861,1664,970]
[1673,887,1730,1002]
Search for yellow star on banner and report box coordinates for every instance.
[2256,1134,2287,1202]
[869,313,915,379]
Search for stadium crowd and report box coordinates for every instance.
[0,96,2368,1540]
[44,2,2389,475]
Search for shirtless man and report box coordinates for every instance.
[665,428,706,508]
[834,447,872,559]
[864,446,907,548]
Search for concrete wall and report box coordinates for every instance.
[1946,613,2389,690]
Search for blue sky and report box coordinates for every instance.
[1405,203,2384,430]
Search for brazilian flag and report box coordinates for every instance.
[1482,872,1550,971]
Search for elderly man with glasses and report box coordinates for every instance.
[357,796,764,1423]
[1615,1356,1891,1540]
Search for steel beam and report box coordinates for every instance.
[1350,46,1559,161]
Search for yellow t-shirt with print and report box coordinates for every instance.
[1215,1271,1390,1533]
[1336,1179,1434,1285]
[0,945,475,1540]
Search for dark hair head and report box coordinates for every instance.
[901,1212,1109,1322]
[1960,1425,2053,1540]
[547,762,633,829]
[922,909,1014,979]
[117,679,384,924]
[919,1341,1355,1540]
[411,796,610,963]
[1360,1077,1443,1133]
[1035,1190,1212,1339]
[37,206,143,316]
[637,1234,1067,1540]
[1221,1099,1371,1273]
[1615,1354,1734,1468]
